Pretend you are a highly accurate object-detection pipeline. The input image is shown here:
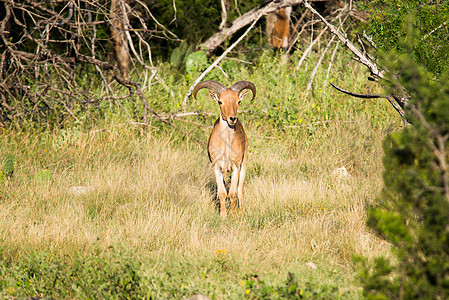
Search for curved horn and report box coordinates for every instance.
[193,81,227,99]
[230,81,256,100]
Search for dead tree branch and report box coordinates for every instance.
[183,11,265,110]
[202,0,305,56]
[0,0,180,131]
[301,0,409,118]
[330,83,405,117]
[302,0,383,80]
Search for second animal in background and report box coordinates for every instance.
[266,7,292,52]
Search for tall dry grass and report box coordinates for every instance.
[0,117,391,285]
[0,50,400,297]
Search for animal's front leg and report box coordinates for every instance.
[214,164,227,218]
[229,164,239,212]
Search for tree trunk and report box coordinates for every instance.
[110,0,130,79]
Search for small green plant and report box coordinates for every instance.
[185,50,208,78]
[34,169,53,183]
[3,154,15,178]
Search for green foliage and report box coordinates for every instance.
[0,247,359,299]
[363,0,449,75]
[241,272,351,299]
[360,25,449,299]
[0,247,145,299]
[170,42,190,69]
[3,154,15,178]
[34,169,53,183]
[147,0,264,57]
[354,255,399,300]
[185,50,208,78]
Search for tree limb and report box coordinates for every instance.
[330,83,406,117]
[183,10,266,110]
[302,0,384,79]
[202,0,304,56]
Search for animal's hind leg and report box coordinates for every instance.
[214,165,227,218]
[237,156,247,211]
[229,164,239,212]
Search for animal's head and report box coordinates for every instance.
[193,80,256,127]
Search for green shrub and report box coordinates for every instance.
[363,0,449,76]
[359,26,449,299]
[0,247,146,299]
[3,154,15,178]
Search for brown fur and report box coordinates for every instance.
[193,81,255,218]
[266,7,291,52]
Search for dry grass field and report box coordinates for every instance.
[0,115,394,298]
[0,50,400,298]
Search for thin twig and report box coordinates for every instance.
[307,35,335,91]
[324,41,339,88]
[293,26,327,74]
[305,6,349,90]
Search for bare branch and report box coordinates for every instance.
[307,35,335,91]
[202,0,304,56]
[422,20,448,40]
[329,83,406,118]
[302,0,384,79]
[183,10,266,110]
[293,26,327,73]
[0,0,184,132]
[330,83,382,99]
[362,31,377,49]
[219,0,229,30]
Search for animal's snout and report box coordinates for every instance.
[228,116,237,126]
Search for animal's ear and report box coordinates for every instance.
[209,91,222,104]
[238,89,250,102]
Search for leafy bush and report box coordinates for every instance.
[362,0,449,75]
[358,25,449,299]
[242,272,351,299]
[0,247,146,299]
